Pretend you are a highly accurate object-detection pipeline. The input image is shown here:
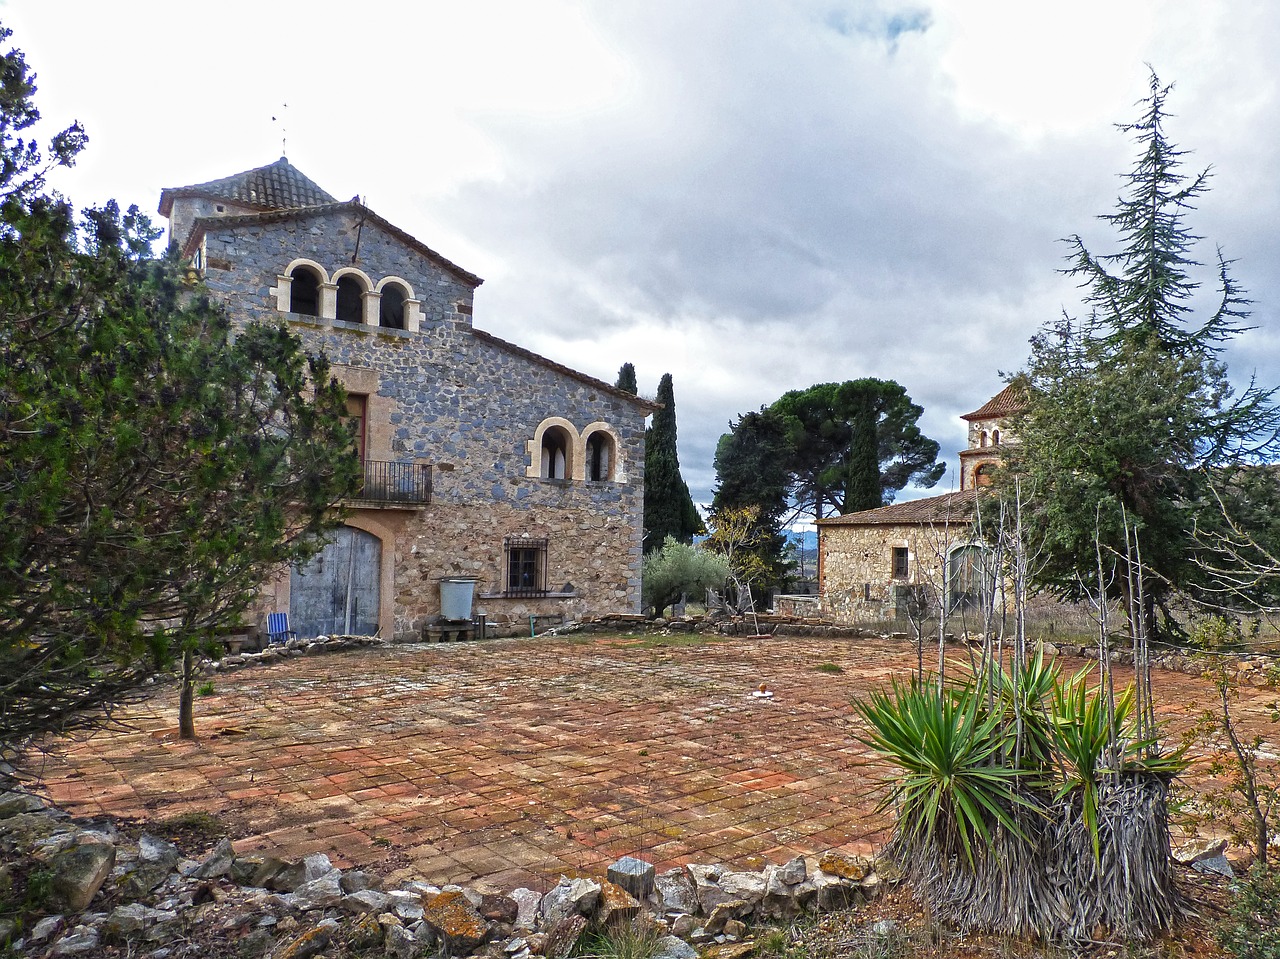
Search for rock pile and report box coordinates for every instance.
[0,791,893,957]
[202,635,386,677]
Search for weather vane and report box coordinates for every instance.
[272,103,289,157]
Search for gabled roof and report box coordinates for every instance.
[183,200,484,288]
[158,157,336,217]
[815,489,979,527]
[470,328,660,412]
[961,381,1028,421]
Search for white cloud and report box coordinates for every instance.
[6,0,1279,505]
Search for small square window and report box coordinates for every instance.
[505,537,549,597]
[891,547,909,579]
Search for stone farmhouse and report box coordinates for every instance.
[815,383,1025,623]
[159,157,656,641]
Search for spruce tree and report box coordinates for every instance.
[643,373,703,552]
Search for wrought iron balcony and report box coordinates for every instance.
[353,460,432,505]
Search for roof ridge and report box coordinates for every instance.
[815,489,978,526]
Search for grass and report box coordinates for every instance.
[196,680,216,696]
[152,810,227,846]
[815,662,844,674]
[573,917,664,959]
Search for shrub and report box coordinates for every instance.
[1217,864,1280,959]
[641,537,729,617]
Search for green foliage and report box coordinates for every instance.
[1217,864,1280,959]
[815,662,843,674]
[714,379,943,547]
[710,408,794,591]
[770,379,944,519]
[614,362,638,396]
[573,918,663,959]
[641,537,729,617]
[1005,74,1280,634]
[1049,671,1139,859]
[855,676,1033,867]
[857,660,1188,871]
[0,26,86,209]
[994,645,1060,773]
[195,681,216,697]
[0,28,360,757]
[643,373,703,552]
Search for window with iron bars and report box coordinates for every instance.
[504,537,549,597]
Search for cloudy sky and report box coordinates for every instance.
[6,1,1280,510]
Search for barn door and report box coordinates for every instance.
[290,526,381,638]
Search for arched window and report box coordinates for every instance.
[289,266,321,317]
[336,275,365,324]
[585,431,614,482]
[992,428,1000,446]
[540,427,571,480]
[975,463,996,487]
[379,283,407,329]
[980,431,989,448]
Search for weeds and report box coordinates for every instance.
[815,663,844,674]
[196,680,216,697]
[573,917,663,959]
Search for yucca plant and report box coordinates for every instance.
[855,676,1036,867]
[1048,666,1131,859]
[995,645,1059,772]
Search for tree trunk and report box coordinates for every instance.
[179,648,196,740]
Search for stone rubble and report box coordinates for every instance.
[0,786,897,957]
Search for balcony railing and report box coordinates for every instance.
[353,460,431,505]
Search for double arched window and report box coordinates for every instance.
[527,419,623,483]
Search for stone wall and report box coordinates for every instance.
[191,208,647,640]
[819,523,954,624]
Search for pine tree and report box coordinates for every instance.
[643,373,703,552]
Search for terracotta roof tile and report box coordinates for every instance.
[815,489,979,527]
[158,157,337,217]
[961,382,1028,421]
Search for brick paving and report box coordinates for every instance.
[21,634,1276,889]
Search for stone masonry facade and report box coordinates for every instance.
[161,161,652,641]
[818,507,973,624]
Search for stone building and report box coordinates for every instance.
[816,383,1023,623]
[159,158,656,640]
[958,380,1026,490]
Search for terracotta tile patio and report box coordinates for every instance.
[21,634,1276,889]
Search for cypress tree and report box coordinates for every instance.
[644,373,703,552]
[615,362,638,395]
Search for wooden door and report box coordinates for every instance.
[290,526,381,638]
